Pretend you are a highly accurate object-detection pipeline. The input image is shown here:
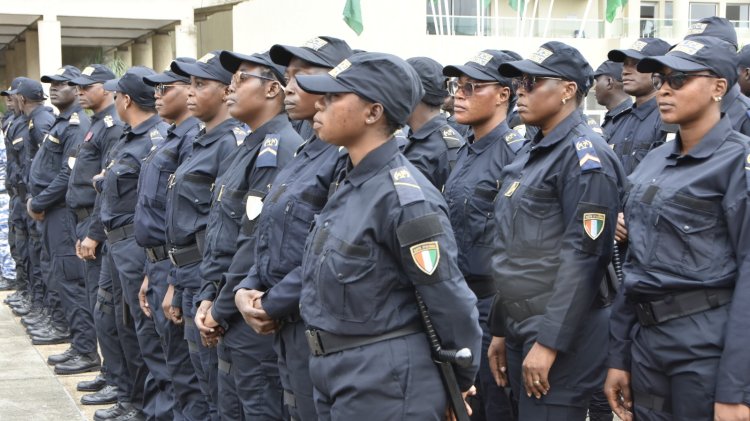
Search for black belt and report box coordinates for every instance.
[105,224,135,244]
[633,288,733,327]
[145,244,170,263]
[502,293,551,323]
[168,243,202,267]
[73,207,94,221]
[305,321,422,357]
[466,276,496,299]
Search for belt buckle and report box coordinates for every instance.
[305,329,325,357]
[168,248,177,266]
[636,302,657,326]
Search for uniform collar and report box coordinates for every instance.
[297,135,331,159]
[605,97,633,121]
[467,120,511,154]
[242,113,289,150]
[93,103,117,121]
[720,83,741,113]
[667,115,733,162]
[194,118,237,147]
[168,116,200,139]
[125,114,162,140]
[57,104,82,121]
[532,110,583,149]
[409,113,448,141]
[28,104,51,121]
[631,96,658,121]
[345,138,399,187]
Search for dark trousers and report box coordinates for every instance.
[94,246,128,396]
[7,195,27,287]
[276,321,316,421]
[182,287,220,421]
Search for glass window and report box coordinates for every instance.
[665,1,673,26]
[726,4,750,28]
[640,2,657,37]
[690,2,718,22]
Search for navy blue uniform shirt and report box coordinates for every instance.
[21,106,55,191]
[29,105,90,212]
[722,84,750,136]
[299,139,482,390]
[489,111,626,352]
[601,97,633,141]
[607,96,666,174]
[134,117,200,247]
[609,116,750,403]
[5,113,28,190]
[404,114,464,190]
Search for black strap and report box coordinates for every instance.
[465,276,497,299]
[218,358,231,374]
[73,207,94,221]
[97,288,113,302]
[145,244,170,263]
[306,321,422,357]
[633,389,671,413]
[633,288,733,327]
[168,243,203,267]
[105,224,135,244]
[502,293,552,323]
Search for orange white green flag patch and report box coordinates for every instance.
[583,213,605,240]
[410,241,440,275]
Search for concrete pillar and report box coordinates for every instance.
[174,17,197,59]
[37,15,62,80]
[103,48,116,64]
[5,48,17,80]
[151,33,173,71]
[115,46,132,68]
[25,30,40,79]
[14,41,27,77]
[627,0,642,39]
[132,38,153,68]
[673,0,689,39]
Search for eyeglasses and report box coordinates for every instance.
[155,84,186,96]
[651,72,719,90]
[511,75,564,92]
[447,79,500,97]
[231,71,278,87]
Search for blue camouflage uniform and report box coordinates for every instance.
[1,112,17,283]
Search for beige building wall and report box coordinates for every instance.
[197,9,232,56]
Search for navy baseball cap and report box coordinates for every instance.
[103,66,157,108]
[686,16,738,50]
[270,36,353,68]
[172,51,233,85]
[444,50,514,85]
[68,64,116,86]
[594,60,624,82]
[8,77,46,101]
[41,65,82,83]
[219,50,287,85]
[739,44,750,68]
[1,77,24,96]
[407,57,448,106]
[296,52,424,125]
[638,36,738,86]
[609,38,671,62]
[499,41,594,94]
[144,57,195,86]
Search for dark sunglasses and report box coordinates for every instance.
[512,75,564,92]
[651,72,719,90]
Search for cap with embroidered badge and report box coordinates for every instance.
[67,64,116,86]
[8,77,46,101]
[172,51,233,85]
[296,52,424,125]
[637,36,738,84]
[103,66,157,108]
[1,77,25,96]
[270,36,353,68]
[499,41,594,94]
[407,56,449,106]
[144,57,196,86]
[685,16,738,50]
[594,60,624,82]
[219,50,287,85]
[41,65,82,83]
[443,49,515,85]
[608,38,671,62]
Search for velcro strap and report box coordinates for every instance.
[73,207,94,221]
[145,245,169,263]
[396,214,443,246]
[306,321,422,357]
[502,293,552,323]
[465,276,497,299]
[633,288,733,327]
[97,288,113,302]
[95,301,113,315]
[633,389,671,413]
[105,224,135,244]
[168,243,203,267]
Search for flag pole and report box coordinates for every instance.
[430,0,441,35]
[579,0,592,37]
[528,0,539,37]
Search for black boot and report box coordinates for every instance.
[77,374,107,392]
[81,385,118,405]
[31,324,71,345]
[54,353,101,375]
[94,403,129,421]
[47,346,78,365]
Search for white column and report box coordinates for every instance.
[132,38,153,68]
[37,15,62,79]
[627,0,642,39]
[174,16,197,59]
[672,0,689,39]
[115,46,132,68]
[25,30,40,79]
[151,33,173,71]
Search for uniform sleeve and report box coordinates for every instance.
[233,264,264,293]
[210,229,257,323]
[31,125,85,212]
[535,166,620,352]
[261,266,303,319]
[394,200,482,391]
[608,286,636,370]
[87,189,107,242]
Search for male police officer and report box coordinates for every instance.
[738,44,750,98]
[593,60,632,140]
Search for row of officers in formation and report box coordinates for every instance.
[1,14,750,421]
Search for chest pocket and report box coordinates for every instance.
[212,188,246,254]
[174,174,213,232]
[316,237,378,323]
[279,190,326,269]
[510,186,563,255]
[107,161,140,213]
[467,186,498,246]
[40,136,64,172]
[142,149,178,204]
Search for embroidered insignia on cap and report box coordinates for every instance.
[69,112,80,125]
[504,181,520,197]
[82,66,95,76]
[68,156,76,169]
[246,195,263,220]
[329,59,352,78]
[583,213,606,240]
[630,40,648,52]
[529,48,553,64]
[304,37,329,51]
[12,137,23,145]
[503,130,524,153]
[55,68,66,75]
[573,136,602,172]
[470,52,493,66]
[256,134,279,168]
[410,241,440,275]
[671,40,704,56]
[103,115,114,128]
[198,53,215,63]
[688,22,708,35]
[390,166,424,206]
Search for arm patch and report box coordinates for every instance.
[503,129,525,154]
[440,125,464,149]
[256,134,279,168]
[390,166,424,206]
[396,214,444,246]
[572,136,602,172]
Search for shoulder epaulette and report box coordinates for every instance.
[572,136,602,172]
[503,129,525,154]
[69,112,80,126]
[12,137,23,145]
[586,117,603,136]
[390,166,424,206]
[233,126,247,146]
[439,125,463,149]
[338,145,348,156]
[28,120,34,130]
[256,134,279,168]
[512,124,527,139]
[150,129,164,143]
[45,134,60,144]
[103,115,114,128]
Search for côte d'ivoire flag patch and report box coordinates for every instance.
[583,213,606,240]
[410,241,440,275]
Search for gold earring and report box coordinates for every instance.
[562,97,568,105]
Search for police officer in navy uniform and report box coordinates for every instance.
[295,52,482,420]
[192,49,300,419]
[605,36,750,421]
[606,37,671,174]
[404,57,464,190]
[441,50,522,421]
[66,64,126,406]
[737,44,750,97]
[30,66,100,375]
[138,59,211,421]
[487,42,626,420]
[232,36,352,421]
[98,66,171,421]
[593,60,632,140]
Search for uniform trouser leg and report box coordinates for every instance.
[182,287,220,421]
[474,296,516,421]
[506,307,609,421]
[146,259,209,421]
[43,207,96,354]
[215,338,243,421]
[28,217,56,322]
[0,193,17,281]
[630,305,728,421]
[109,237,174,420]
[9,195,29,292]
[277,321,316,421]
[224,317,283,420]
[308,332,446,421]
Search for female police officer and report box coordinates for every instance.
[294,52,482,419]
[605,36,750,421]
[487,42,626,420]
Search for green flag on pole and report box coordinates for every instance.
[509,0,525,14]
[343,0,364,35]
[606,0,628,23]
